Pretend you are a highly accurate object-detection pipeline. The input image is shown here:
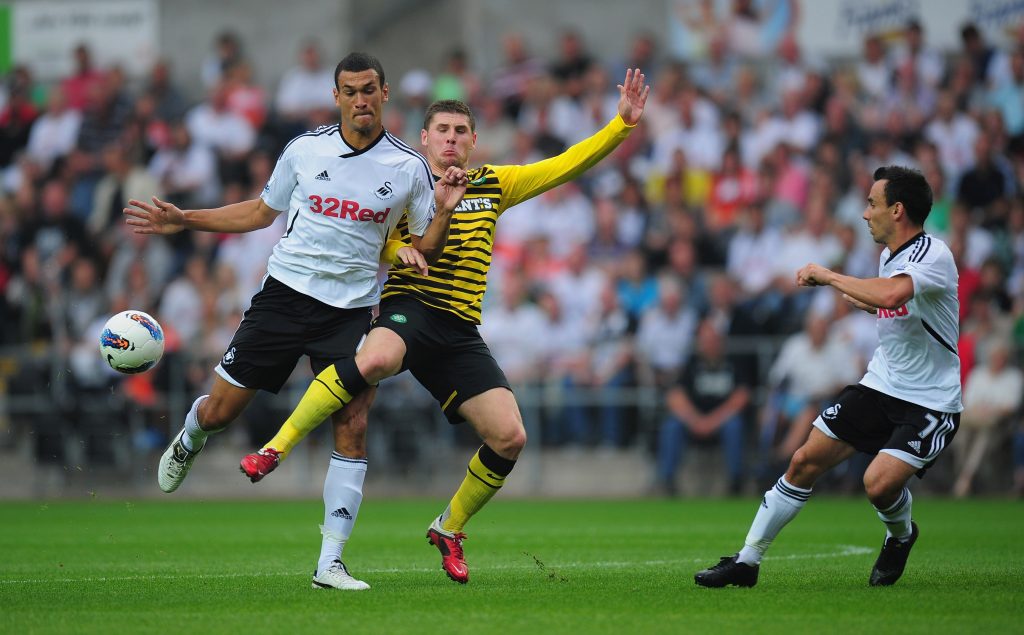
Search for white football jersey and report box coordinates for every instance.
[261,125,435,308]
[860,233,963,413]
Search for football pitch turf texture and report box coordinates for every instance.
[2,498,1021,634]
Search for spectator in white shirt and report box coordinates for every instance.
[148,121,220,208]
[26,87,81,171]
[953,342,1024,497]
[760,314,860,473]
[635,274,698,388]
[479,271,548,385]
[727,203,784,317]
[856,34,891,100]
[924,91,980,182]
[889,19,945,89]
[186,81,256,159]
[274,40,336,130]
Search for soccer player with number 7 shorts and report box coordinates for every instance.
[695,166,961,588]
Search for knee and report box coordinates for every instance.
[488,420,527,460]
[863,471,901,505]
[356,349,402,383]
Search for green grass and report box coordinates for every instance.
[1,498,1021,634]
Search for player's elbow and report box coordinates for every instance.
[878,276,914,309]
[878,289,913,310]
[420,245,444,265]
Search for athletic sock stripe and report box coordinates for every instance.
[774,479,811,502]
[314,378,347,405]
[466,466,502,489]
[330,452,368,464]
[879,488,910,514]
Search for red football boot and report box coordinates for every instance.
[426,516,469,584]
[239,447,282,483]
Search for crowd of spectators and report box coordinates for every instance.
[1,18,1023,495]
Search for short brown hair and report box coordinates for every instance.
[423,99,475,132]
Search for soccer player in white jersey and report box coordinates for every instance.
[123,52,467,590]
[696,166,961,588]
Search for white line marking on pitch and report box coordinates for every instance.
[0,546,872,585]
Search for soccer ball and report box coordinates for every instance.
[99,310,165,374]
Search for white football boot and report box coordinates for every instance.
[157,429,202,493]
[311,560,370,590]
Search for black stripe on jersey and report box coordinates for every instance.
[911,236,932,262]
[921,319,957,355]
[339,128,385,158]
[885,231,926,266]
[277,124,340,161]
[422,267,486,287]
[458,245,493,259]
[468,187,503,195]
[282,209,301,238]
[383,286,462,312]
[384,132,433,188]
[458,255,491,269]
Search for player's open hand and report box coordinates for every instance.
[434,166,468,213]
[617,68,650,126]
[396,245,429,276]
[795,263,832,288]
[124,196,186,235]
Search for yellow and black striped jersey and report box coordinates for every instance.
[383,114,635,324]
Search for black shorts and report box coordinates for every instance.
[813,384,960,476]
[216,276,371,393]
[374,295,510,424]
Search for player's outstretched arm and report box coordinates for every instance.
[496,68,650,208]
[413,165,467,263]
[124,197,281,235]
[796,263,914,310]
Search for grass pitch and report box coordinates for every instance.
[2,497,1021,634]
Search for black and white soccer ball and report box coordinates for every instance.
[99,310,165,374]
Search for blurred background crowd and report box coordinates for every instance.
[1,1,1022,498]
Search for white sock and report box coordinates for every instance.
[874,487,913,541]
[317,452,367,575]
[179,396,209,452]
[737,476,812,565]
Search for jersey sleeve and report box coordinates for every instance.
[889,239,954,298]
[260,145,299,213]
[489,114,634,212]
[404,161,436,237]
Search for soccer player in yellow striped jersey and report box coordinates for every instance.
[242,69,650,585]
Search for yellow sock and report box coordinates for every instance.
[441,448,509,533]
[264,365,353,458]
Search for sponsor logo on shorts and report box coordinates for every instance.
[822,403,842,420]
[389,314,408,324]
[222,347,237,365]
[908,440,921,453]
